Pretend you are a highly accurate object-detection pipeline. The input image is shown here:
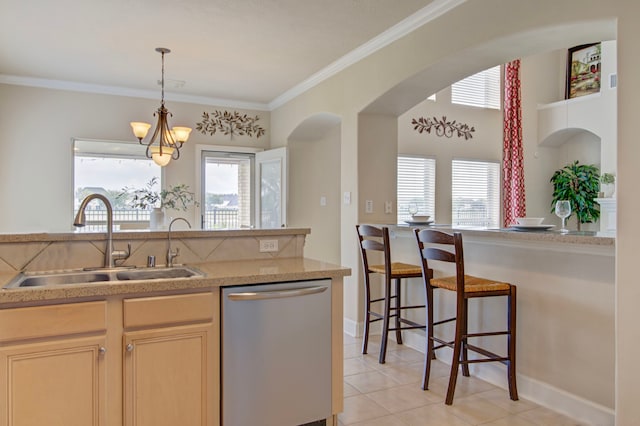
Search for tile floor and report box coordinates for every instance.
[339,334,588,426]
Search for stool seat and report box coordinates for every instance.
[431,275,511,293]
[369,262,423,277]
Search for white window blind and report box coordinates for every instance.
[397,156,436,223]
[451,65,501,109]
[451,159,500,228]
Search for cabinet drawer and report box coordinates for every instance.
[0,301,107,343]
[123,292,214,329]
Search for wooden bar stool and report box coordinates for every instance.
[414,228,518,405]
[356,224,426,363]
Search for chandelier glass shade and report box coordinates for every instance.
[131,48,191,167]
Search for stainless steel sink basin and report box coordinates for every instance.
[115,267,200,281]
[16,272,112,287]
[3,266,204,289]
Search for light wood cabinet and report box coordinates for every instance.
[122,292,218,426]
[0,301,107,426]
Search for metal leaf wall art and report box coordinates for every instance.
[196,110,266,139]
[411,116,475,140]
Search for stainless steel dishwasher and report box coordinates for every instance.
[222,279,332,426]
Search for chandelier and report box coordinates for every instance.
[130,48,191,167]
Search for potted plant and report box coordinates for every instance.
[599,173,616,198]
[120,178,199,229]
[550,161,600,231]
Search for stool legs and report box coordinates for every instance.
[422,286,435,390]
[445,295,467,405]
[395,278,403,345]
[379,277,392,363]
[461,298,470,378]
[507,287,519,401]
[362,277,372,355]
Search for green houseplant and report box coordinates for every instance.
[550,161,600,231]
[599,173,616,197]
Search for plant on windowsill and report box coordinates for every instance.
[550,161,600,231]
[119,177,199,229]
[599,173,616,198]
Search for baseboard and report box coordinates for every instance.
[343,319,383,338]
[387,330,615,426]
[474,362,614,426]
[342,318,360,337]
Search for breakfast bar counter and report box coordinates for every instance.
[382,223,615,425]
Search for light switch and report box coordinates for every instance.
[365,200,373,214]
[385,201,392,214]
[343,192,351,205]
[320,196,327,206]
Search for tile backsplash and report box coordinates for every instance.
[0,230,307,273]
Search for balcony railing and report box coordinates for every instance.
[76,208,242,231]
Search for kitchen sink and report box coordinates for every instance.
[115,267,200,281]
[3,266,204,289]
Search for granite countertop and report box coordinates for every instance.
[391,223,614,246]
[0,258,351,306]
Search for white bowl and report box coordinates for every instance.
[411,215,431,222]
[516,217,544,226]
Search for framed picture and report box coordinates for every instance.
[566,42,601,99]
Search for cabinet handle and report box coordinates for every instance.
[99,347,107,355]
[126,343,134,352]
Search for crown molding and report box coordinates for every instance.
[0,0,465,112]
[268,0,467,110]
[0,74,270,111]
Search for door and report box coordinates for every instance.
[255,147,288,228]
[123,324,214,426]
[0,336,106,426]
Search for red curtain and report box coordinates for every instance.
[502,59,526,226]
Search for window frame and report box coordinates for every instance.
[196,144,261,230]
[73,138,162,231]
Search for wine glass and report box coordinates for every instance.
[408,202,418,216]
[555,200,571,233]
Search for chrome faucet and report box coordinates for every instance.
[74,194,130,268]
[167,217,191,267]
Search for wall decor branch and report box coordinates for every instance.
[411,116,475,140]
[196,110,266,139]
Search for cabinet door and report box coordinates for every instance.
[0,336,106,426]
[123,324,215,426]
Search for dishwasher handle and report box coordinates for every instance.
[227,285,328,301]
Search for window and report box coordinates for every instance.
[451,159,500,228]
[202,152,254,230]
[397,155,436,223]
[199,146,288,230]
[74,139,161,230]
[451,65,501,109]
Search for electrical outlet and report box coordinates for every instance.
[320,196,327,206]
[343,191,351,205]
[385,201,392,214]
[365,200,373,214]
[259,239,278,252]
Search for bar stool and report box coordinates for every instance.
[356,224,426,363]
[414,228,518,405]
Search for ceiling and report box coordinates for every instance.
[0,0,447,109]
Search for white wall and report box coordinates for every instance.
[0,84,270,233]
[398,87,503,225]
[288,124,341,264]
